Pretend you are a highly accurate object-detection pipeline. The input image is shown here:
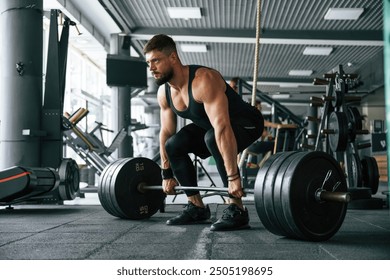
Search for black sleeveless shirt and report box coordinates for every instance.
[165,65,259,130]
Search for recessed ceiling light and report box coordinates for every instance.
[288,70,313,76]
[167,7,202,19]
[324,8,364,20]
[180,44,207,52]
[271,94,291,99]
[303,47,333,56]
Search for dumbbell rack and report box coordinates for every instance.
[305,65,382,208]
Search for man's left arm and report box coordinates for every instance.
[193,69,245,198]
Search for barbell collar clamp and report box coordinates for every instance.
[315,189,350,203]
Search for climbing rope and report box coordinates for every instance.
[238,0,262,170]
[251,0,262,106]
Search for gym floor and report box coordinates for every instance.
[0,179,389,260]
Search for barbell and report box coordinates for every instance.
[137,184,349,203]
[98,151,349,241]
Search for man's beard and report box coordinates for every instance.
[154,69,174,86]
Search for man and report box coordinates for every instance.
[143,34,264,231]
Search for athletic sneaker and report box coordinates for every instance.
[210,204,250,231]
[166,202,211,225]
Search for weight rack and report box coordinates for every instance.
[305,65,381,207]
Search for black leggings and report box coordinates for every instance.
[165,112,263,197]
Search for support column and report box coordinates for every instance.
[0,0,43,169]
[384,0,390,190]
[110,34,133,158]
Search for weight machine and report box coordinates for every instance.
[62,107,127,175]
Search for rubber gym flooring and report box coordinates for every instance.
[0,183,389,260]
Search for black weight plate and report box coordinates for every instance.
[350,153,362,188]
[272,152,305,238]
[254,152,285,234]
[328,111,348,152]
[112,157,165,219]
[281,151,348,241]
[98,159,125,216]
[100,159,127,217]
[58,158,80,200]
[347,187,372,200]
[331,89,342,108]
[254,151,298,236]
[98,160,116,215]
[361,157,380,195]
[348,107,363,130]
[107,158,132,218]
[98,158,129,217]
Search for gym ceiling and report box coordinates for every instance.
[46,0,384,115]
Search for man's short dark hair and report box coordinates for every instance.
[143,34,177,55]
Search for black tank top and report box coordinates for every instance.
[165,65,259,130]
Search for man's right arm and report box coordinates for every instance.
[157,85,178,195]
[157,85,177,169]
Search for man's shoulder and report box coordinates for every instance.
[193,66,221,80]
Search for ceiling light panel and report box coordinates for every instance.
[324,8,364,20]
[180,44,207,52]
[288,70,313,76]
[303,47,333,56]
[167,7,202,19]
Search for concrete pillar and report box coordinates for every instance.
[0,0,43,169]
[109,34,133,158]
[383,0,390,189]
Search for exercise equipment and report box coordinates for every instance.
[57,159,80,200]
[0,158,79,205]
[361,156,380,195]
[98,151,350,241]
[326,111,349,152]
[255,151,348,241]
[98,157,165,219]
[308,65,381,209]
[62,107,127,175]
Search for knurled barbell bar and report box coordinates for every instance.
[137,184,349,203]
[98,151,350,241]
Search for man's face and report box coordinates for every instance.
[145,50,174,85]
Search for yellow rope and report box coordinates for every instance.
[251,0,262,106]
[238,0,262,170]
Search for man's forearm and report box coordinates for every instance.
[216,127,239,177]
[159,133,171,169]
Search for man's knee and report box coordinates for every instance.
[204,130,217,152]
[165,136,177,157]
[165,134,190,157]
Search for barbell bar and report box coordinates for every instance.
[137,184,250,194]
[137,184,350,203]
[98,151,350,241]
